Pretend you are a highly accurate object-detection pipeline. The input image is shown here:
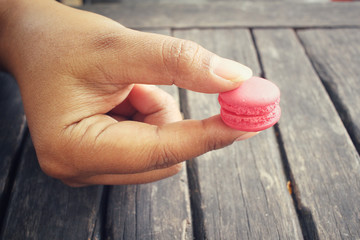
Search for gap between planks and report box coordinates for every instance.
[177,29,301,239]
[179,87,207,240]
[138,26,360,34]
[0,128,28,237]
[294,28,360,155]
[250,28,319,240]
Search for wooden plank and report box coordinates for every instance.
[174,29,303,239]
[0,72,26,227]
[1,138,103,239]
[254,28,360,239]
[297,28,360,152]
[80,2,360,29]
[105,173,191,239]
[104,29,193,240]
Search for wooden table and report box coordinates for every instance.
[1,1,360,239]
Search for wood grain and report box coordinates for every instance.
[1,138,103,240]
[174,29,303,239]
[0,72,26,229]
[103,29,193,240]
[254,28,360,239]
[80,2,360,29]
[297,28,360,152]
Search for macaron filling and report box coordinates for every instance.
[218,96,280,116]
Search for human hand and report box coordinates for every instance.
[0,0,255,186]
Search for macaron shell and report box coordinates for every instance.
[219,77,280,108]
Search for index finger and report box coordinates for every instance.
[91,28,253,93]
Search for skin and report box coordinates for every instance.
[0,0,257,186]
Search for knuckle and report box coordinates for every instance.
[91,32,122,51]
[37,155,79,181]
[162,38,202,82]
[34,125,96,184]
[37,147,88,187]
[151,145,182,170]
[200,120,229,152]
[205,138,227,152]
[158,93,180,116]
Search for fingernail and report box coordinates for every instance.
[211,56,253,82]
[235,132,259,141]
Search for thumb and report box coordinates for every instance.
[95,28,253,93]
[68,115,257,175]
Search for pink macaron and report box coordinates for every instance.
[218,76,281,132]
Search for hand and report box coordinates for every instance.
[0,0,255,186]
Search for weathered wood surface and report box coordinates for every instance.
[175,29,303,239]
[1,137,104,240]
[105,171,192,240]
[2,2,360,240]
[0,72,26,231]
[117,0,329,3]
[80,2,360,29]
[103,29,192,240]
[72,0,331,5]
[297,28,360,153]
[254,28,360,239]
